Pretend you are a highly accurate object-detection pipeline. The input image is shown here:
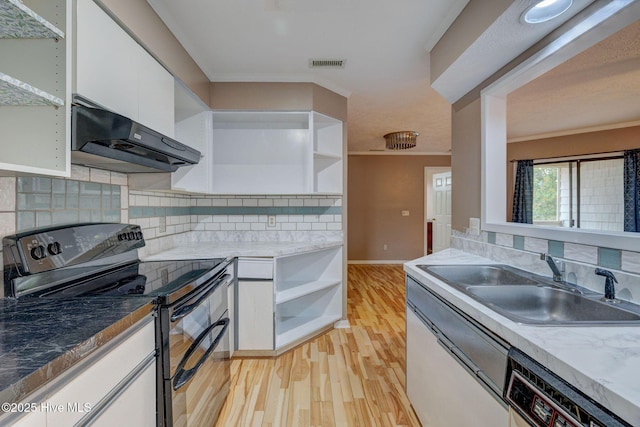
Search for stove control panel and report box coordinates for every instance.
[5,223,145,274]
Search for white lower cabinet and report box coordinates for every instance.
[0,316,156,427]
[406,309,508,427]
[236,247,343,355]
[238,279,274,351]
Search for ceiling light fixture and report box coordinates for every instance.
[384,131,419,150]
[522,0,573,24]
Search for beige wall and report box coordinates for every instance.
[348,155,451,261]
[506,126,640,219]
[210,82,347,121]
[451,99,482,232]
[97,0,210,104]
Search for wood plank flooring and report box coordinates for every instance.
[215,264,420,427]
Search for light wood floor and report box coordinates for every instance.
[215,264,420,427]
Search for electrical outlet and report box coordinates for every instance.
[159,216,166,233]
[268,215,276,227]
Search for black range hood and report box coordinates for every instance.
[71,105,201,173]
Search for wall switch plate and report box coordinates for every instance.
[268,215,276,227]
[383,244,388,251]
[159,216,166,233]
[402,210,410,216]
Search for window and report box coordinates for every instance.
[532,157,624,231]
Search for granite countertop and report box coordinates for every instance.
[0,297,154,407]
[405,248,640,426]
[142,240,343,261]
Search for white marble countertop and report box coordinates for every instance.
[405,248,640,426]
[142,240,343,261]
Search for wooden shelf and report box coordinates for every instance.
[275,279,341,305]
[0,0,65,39]
[0,71,63,106]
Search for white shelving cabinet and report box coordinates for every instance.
[129,81,212,194]
[210,110,343,195]
[274,246,342,350]
[235,247,343,354]
[0,0,70,176]
[74,0,174,137]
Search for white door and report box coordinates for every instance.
[432,171,451,253]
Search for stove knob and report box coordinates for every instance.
[128,232,136,240]
[136,231,143,240]
[47,242,63,256]
[30,245,47,260]
[118,233,125,241]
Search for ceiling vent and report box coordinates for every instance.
[309,59,346,69]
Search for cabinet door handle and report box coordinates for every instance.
[173,317,229,391]
[171,274,230,322]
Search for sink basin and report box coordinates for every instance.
[416,264,640,325]
[466,285,640,324]
[418,265,540,287]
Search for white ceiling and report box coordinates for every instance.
[147,0,468,154]
[146,0,639,154]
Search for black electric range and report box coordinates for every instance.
[2,223,234,427]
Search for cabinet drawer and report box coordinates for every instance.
[238,258,273,279]
[46,318,155,426]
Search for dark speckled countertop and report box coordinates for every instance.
[0,297,155,406]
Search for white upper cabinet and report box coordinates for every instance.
[210,110,343,195]
[129,81,211,193]
[74,0,174,137]
[0,0,71,176]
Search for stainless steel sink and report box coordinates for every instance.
[419,265,539,287]
[466,285,640,324]
[416,264,640,325]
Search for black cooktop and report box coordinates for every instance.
[36,259,225,298]
[3,223,229,302]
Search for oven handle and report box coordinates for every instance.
[170,274,231,322]
[172,317,229,391]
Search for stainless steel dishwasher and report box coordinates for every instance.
[406,275,509,426]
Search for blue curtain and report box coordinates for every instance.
[624,150,640,232]
[512,160,533,224]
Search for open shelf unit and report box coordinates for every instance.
[0,0,64,39]
[0,0,69,175]
[210,110,343,195]
[0,71,64,106]
[0,0,65,106]
[274,246,343,349]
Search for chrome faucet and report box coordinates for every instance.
[595,268,618,301]
[540,253,564,282]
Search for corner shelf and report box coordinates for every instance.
[275,279,341,305]
[273,246,343,350]
[0,0,65,39]
[275,313,342,349]
[0,71,64,106]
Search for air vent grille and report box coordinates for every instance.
[309,59,346,68]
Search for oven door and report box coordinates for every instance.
[164,272,232,427]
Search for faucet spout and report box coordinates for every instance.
[595,268,618,301]
[540,253,563,282]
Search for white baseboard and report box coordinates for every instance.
[334,319,351,329]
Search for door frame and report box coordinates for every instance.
[424,167,451,255]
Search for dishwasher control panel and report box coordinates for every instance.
[505,348,631,427]
[507,371,579,427]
